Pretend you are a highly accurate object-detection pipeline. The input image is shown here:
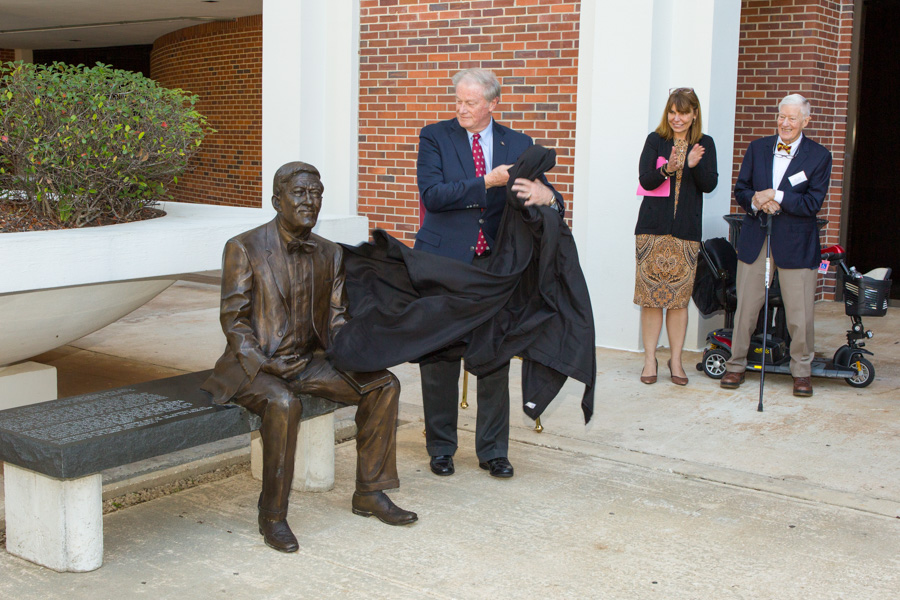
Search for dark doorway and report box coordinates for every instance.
[846,0,900,298]
[33,45,152,76]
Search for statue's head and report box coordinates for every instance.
[272,161,324,234]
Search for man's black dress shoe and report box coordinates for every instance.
[258,514,299,553]
[429,454,455,476]
[352,491,418,526]
[479,456,514,478]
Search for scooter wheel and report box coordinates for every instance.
[702,349,729,379]
[846,356,874,388]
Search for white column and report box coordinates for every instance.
[250,412,336,493]
[4,465,103,572]
[574,0,656,351]
[262,0,302,216]
[574,0,741,351]
[663,0,742,350]
[262,0,366,239]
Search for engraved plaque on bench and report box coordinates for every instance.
[0,371,253,479]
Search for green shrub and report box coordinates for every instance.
[0,61,213,227]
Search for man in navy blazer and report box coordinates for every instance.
[721,94,833,397]
[415,68,564,478]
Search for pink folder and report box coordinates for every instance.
[637,157,670,197]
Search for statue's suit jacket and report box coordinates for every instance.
[202,218,348,404]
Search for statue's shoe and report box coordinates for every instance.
[351,491,418,526]
[258,514,299,553]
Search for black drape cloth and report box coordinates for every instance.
[330,145,595,423]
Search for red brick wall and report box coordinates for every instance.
[138,2,858,282]
[733,0,854,297]
[150,16,263,208]
[0,49,15,62]
[358,0,581,245]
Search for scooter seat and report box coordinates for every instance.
[863,267,892,281]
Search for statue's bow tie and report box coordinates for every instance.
[287,238,317,254]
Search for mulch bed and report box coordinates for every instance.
[101,462,250,516]
[0,201,165,233]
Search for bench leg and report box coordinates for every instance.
[3,463,103,572]
[250,412,335,493]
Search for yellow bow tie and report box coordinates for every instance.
[776,142,792,154]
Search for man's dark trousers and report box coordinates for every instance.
[421,359,510,462]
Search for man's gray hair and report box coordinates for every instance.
[778,93,811,119]
[452,68,501,102]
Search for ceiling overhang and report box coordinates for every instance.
[0,0,262,50]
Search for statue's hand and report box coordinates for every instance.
[261,355,309,380]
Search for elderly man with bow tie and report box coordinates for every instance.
[721,94,833,398]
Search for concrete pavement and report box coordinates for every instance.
[1,277,898,598]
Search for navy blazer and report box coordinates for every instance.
[415,118,563,263]
[733,134,832,269]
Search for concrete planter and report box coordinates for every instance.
[0,201,368,367]
[0,278,177,368]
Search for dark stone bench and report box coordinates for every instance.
[0,370,342,572]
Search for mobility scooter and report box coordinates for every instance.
[693,238,891,388]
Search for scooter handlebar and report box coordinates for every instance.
[821,251,846,263]
[821,244,846,264]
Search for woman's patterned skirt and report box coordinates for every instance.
[633,234,700,309]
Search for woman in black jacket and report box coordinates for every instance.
[634,88,718,385]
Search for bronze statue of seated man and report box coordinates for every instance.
[203,161,416,552]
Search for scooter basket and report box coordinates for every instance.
[844,276,891,317]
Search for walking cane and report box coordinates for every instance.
[758,211,777,412]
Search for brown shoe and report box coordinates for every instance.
[720,371,745,389]
[667,359,688,386]
[352,491,418,526]
[640,359,658,384]
[793,376,813,397]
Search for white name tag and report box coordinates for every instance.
[788,171,808,186]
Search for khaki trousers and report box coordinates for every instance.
[725,245,818,377]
